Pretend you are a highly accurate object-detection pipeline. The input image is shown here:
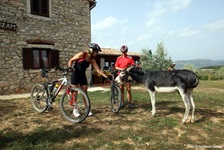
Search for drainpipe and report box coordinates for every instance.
[90,0,97,10]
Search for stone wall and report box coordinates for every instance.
[0,0,92,95]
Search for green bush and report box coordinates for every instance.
[197,73,223,80]
[197,74,209,80]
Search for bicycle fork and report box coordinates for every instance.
[43,83,54,110]
[66,86,78,106]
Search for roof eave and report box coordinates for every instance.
[89,0,97,10]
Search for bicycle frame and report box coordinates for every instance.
[40,68,72,105]
[52,76,69,98]
[42,70,69,100]
[31,67,91,123]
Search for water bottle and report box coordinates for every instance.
[48,84,53,92]
[52,83,59,94]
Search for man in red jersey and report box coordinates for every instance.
[115,45,135,108]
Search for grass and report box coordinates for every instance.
[0,80,224,150]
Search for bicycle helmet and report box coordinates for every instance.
[89,43,101,54]
[171,62,176,67]
[120,45,128,53]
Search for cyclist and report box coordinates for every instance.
[168,63,176,70]
[68,43,112,117]
[115,45,135,109]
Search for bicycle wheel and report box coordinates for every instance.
[30,83,48,113]
[110,85,122,113]
[60,87,90,123]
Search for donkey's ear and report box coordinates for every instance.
[127,65,134,72]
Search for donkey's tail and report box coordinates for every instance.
[191,74,199,88]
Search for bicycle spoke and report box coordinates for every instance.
[110,86,122,113]
[60,88,90,123]
[30,84,48,113]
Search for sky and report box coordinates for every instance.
[90,0,224,61]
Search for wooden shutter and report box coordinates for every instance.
[50,49,59,68]
[22,48,33,69]
[41,0,49,17]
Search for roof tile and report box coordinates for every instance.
[100,48,141,56]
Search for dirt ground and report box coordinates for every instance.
[0,92,224,149]
[0,97,222,133]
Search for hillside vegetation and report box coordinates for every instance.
[175,59,224,69]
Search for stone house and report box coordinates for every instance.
[0,0,96,95]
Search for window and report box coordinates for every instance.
[30,0,49,17]
[23,48,59,69]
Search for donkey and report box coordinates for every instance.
[115,66,199,123]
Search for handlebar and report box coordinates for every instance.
[40,68,50,78]
[55,67,72,72]
[55,67,73,76]
[40,67,73,78]
[110,70,118,76]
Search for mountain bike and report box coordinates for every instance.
[30,67,90,123]
[110,70,122,113]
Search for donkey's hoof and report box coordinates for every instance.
[151,111,156,116]
[190,120,195,123]
[182,119,186,124]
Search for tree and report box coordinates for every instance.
[140,42,173,71]
[183,63,198,72]
[140,48,153,70]
[217,67,224,79]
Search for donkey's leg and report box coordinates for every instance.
[179,88,190,123]
[188,89,195,123]
[148,90,156,116]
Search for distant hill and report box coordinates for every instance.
[175,59,224,69]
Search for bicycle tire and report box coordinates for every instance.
[30,83,48,113]
[60,87,91,123]
[110,85,122,113]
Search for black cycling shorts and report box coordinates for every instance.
[70,71,88,85]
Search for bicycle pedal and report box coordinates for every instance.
[48,106,54,111]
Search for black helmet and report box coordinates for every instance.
[120,45,128,53]
[89,43,101,53]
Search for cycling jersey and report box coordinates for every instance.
[115,55,135,69]
[71,52,92,85]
